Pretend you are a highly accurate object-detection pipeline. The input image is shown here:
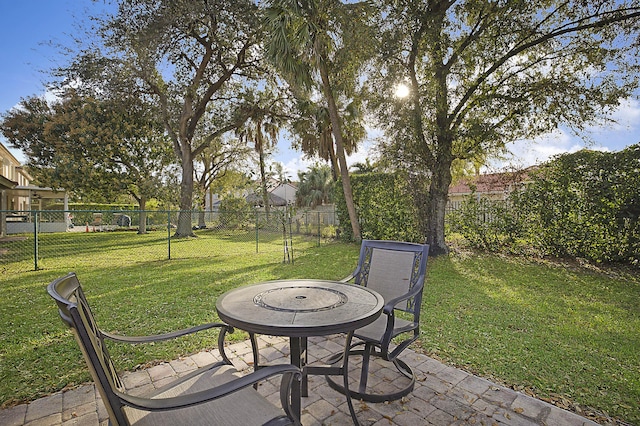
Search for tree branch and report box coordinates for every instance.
[450,7,640,130]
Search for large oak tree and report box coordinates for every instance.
[1,90,174,233]
[92,0,266,237]
[368,0,640,255]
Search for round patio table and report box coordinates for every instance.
[216,279,384,425]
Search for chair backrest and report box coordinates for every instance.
[48,273,128,426]
[353,240,429,318]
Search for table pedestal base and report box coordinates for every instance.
[251,331,361,425]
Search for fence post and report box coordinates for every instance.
[167,210,171,260]
[255,211,259,253]
[33,211,39,270]
[317,211,321,247]
[288,207,294,264]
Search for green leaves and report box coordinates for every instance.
[296,164,334,208]
[451,144,640,266]
[335,172,422,242]
[369,0,640,253]
[517,145,640,265]
[0,90,173,205]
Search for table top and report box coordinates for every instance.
[216,279,384,337]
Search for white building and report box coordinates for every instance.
[1,142,68,235]
[269,182,297,206]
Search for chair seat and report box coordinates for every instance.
[353,315,417,345]
[124,365,287,426]
[325,240,429,403]
[48,273,298,426]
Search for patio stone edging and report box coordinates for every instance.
[0,335,602,426]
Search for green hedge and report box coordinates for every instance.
[452,144,640,266]
[335,172,422,242]
[446,197,530,254]
[49,202,139,211]
[516,145,639,265]
[218,196,253,230]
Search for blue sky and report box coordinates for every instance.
[1,1,638,178]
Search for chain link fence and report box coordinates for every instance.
[0,207,339,272]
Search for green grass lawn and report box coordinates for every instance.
[0,233,638,424]
[422,254,639,423]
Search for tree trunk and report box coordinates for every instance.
[175,146,195,237]
[423,26,452,256]
[424,154,452,256]
[259,148,270,218]
[138,195,147,234]
[197,196,206,229]
[328,142,339,181]
[318,59,361,241]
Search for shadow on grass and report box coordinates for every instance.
[0,229,324,272]
[5,246,636,424]
[419,254,640,424]
[0,241,360,408]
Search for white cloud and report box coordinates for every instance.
[276,143,375,180]
[492,127,621,171]
[273,132,378,180]
[494,130,583,170]
[616,98,640,124]
[346,140,375,167]
[588,97,640,133]
[490,97,640,170]
[280,156,314,179]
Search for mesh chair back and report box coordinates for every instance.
[48,273,127,425]
[355,240,428,315]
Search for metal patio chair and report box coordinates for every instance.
[48,272,301,426]
[326,240,429,402]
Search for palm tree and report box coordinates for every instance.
[238,113,280,217]
[351,159,377,174]
[292,100,364,182]
[272,161,290,186]
[296,165,334,208]
[264,0,370,241]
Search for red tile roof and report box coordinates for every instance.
[449,168,533,195]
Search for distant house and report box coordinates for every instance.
[1,142,68,235]
[269,182,297,206]
[1,143,29,212]
[447,168,533,210]
[244,179,297,208]
[246,192,288,207]
[204,191,221,211]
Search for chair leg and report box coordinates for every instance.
[325,343,416,403]
[358,343,373,394]
[249,332,260,370]
[393,357,413,379]
[217,326,234,365]
[249,333,260,390]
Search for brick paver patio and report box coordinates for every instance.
[0,335,599,426]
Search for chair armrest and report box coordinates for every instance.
[114,364,301,411]
[101,322,233,343]
[382,276,425,315]
[102,322,235,365]
[340,264,362,283]
[339,273,355,283]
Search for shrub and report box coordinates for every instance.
[513,145,640,265]
[448,196,526,254]
[335,172,422,242]
[452,144,640,266]
[218,196,253,230]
